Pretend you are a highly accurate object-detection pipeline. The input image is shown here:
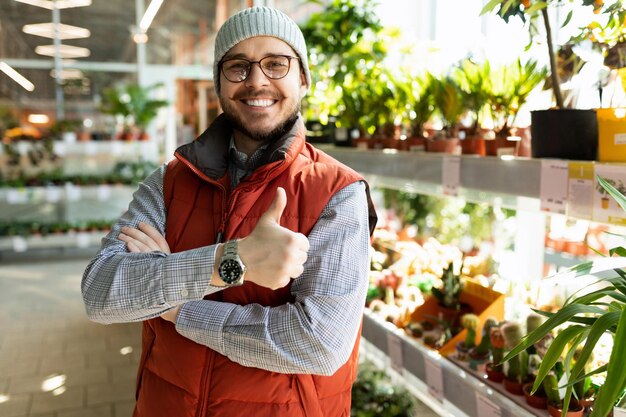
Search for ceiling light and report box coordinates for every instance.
[14,0,91,10]
[0,61,35,91]
[139,0,164,32]
[23,23,90,40]
[35,44,90,58]
[28,114,50,124]
[50,68,84,79]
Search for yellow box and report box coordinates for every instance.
[598,108,626,162]
[409,280,505,356]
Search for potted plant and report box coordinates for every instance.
[469,317,498,372]
[501,321,530,395]
[503,176,626,417]
[486,324,506,382]
[427,76,464,153]
[100,83,168,140]
[456,313,480,360]
[430,261,471,328]
[406,72,436,152]
[480,0,619,160]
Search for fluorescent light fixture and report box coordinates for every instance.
[0,61,35,91]
[14,0,91,10]
[23,23,90,40]
[139,0,164,32]
[28,114,50,124]
[50,68,84,79]
[35,44,90,58]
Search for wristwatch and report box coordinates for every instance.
[217,239,246,286]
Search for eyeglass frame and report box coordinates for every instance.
[219,54,301,83]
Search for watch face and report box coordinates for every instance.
[219,259,244,284]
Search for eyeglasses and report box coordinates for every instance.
[220,55,300,83]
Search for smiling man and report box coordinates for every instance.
[82,6,376,417]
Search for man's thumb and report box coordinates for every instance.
[262,187,286,224]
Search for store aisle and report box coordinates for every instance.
[0,257,439,417]
[0,257,139,417]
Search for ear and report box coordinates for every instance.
[299,70,308,96]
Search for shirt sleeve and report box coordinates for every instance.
[175,181,371,375]
[81,164,223,324]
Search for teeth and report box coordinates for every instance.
[245,99,274,107]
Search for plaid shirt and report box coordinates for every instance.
[82,145,370,375]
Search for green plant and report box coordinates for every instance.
[100,83,168,132]
[409,72,436,138]
[431,261,464,309]
[451,59,492,137]
[472,317,498,357]
[485,58,548,137]
[461,313,480,348]
[431,76,465,138]
[501,322,529,383]
[503,176,626,417]
[490,325,506,372]
[481,0,621,109]
[351,361,416,417]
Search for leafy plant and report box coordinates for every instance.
[431,76,465,138]
[481,0,622,109]
[431,261,464,309]
[351,361,416,417]
[100,83,168,131]
[503,175,626,417]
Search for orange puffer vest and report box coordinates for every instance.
[133,116,376,417]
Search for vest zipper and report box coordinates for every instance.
[195,350,215,417]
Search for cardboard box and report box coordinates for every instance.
[409,279,505,356]
[598,108,626,162]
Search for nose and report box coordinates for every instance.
[244,62,270,87]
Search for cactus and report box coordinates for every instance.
[525,313,544,355]
[472,317,498,357]
[461,313,480,349]
[489,326,505,372]
[430,261,464,309]
[543,372,562,406]
[501,322,528,383]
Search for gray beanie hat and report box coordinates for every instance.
[213,6,310,92]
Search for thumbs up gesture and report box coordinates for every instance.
[238,187,310,290]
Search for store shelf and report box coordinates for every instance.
[0,231,103,261]
[322,147,540,209]
[361,310,541,417]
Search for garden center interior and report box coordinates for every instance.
[1,0,626,416]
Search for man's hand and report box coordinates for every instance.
[238,187,310,290]
[119,222,171,254]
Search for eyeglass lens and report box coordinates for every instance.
[221,55,294,82]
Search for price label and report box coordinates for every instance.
[12,236,28,252]
[540,160,569,214]
[476,393,502,417]
[614,407,626,417]
[567,161,593,219]
[386,332,403,373]
[6,189,28,204]
[54,142,67,156]
[65,184,82,201]
[442,156,461,196]
[45,186,61,203]
[76,232,91,248]
[424,355,444,402]
[97,184,111,201]
[85,142,97,155]
[111,141,124,156]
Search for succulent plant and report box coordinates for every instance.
[472,317,498,357]
[431,261,464,309]
[461,313,480,349]
[501,322,529,383]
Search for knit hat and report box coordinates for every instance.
[213,6,310,92]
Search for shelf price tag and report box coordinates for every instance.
[476,393,502,417]
[424,354,444,403]
[45,186,61,203]
[540,160,568,214]
[6,189,29,204]
[442,156,461,196]
[12,236,28,252]
[76,232,91,248]
[65,183,82,201]
[567,162,594,220]
[97,184,111,201]
[386,332,403,374]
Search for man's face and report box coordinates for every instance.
[218,36,307,144]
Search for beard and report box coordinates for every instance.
[220,91,301,145]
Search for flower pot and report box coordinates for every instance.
[523,383,547,410]
[436,302,473,329]
[425,138,460,154]
[547,400,583,417]
[461,136,486,156]
[485,362,505,383]
[468,350,490,372]
[531,109,598,161]
[455,341,471,361]
[503,377,525,396]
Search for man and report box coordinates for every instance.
[82,6,376,417]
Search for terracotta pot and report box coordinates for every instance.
[425,138,460,154]
[405,136,425,152]
[504,378,525,396]
[523,383,547,410]
[455,341,471,361]
[468,350,490,372]
[547,400,583,417]
[485,362,505,383]
[460,136,486,156]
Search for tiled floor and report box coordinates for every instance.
[0,257,140,417]
[0,256,439,417]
